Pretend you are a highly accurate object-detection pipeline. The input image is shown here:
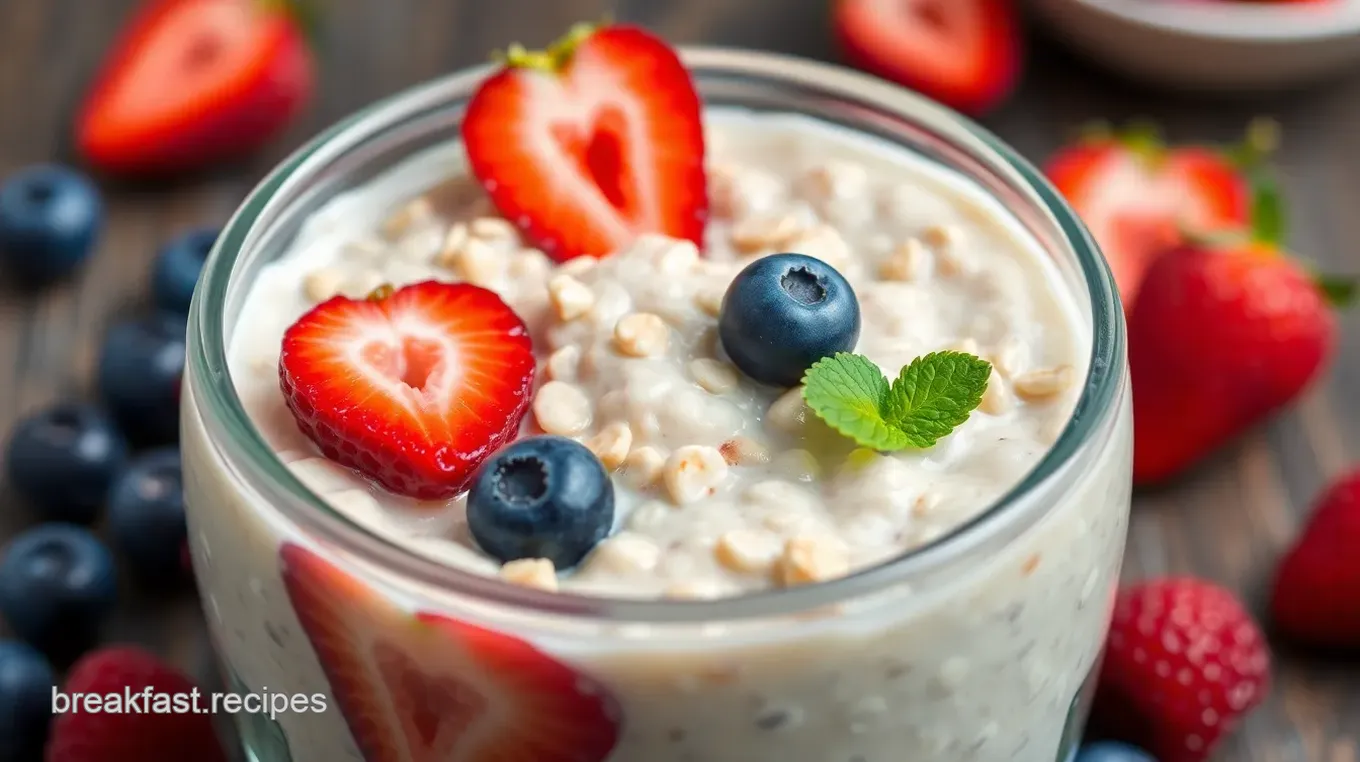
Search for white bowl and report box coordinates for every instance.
[1029,0,1360,91]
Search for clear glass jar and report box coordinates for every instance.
[183,47,1131,762]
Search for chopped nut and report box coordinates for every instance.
[545,345,581,381]
[585,532,661,574]
[440,223,469,258]
[879,239,930,282]
[777,535,850,587]
[656,240,700,274]
[689,358,740,394]
[773,449,820,482]
[922,224,963,250]
[302,268,344,303]
[339,270,384,299]
[719,436,770,467]
[558,256,597,278]
[548,274,596,321]
[532,381,592,436]
[613,313,670,358]
[436,235,501,286]
[508,249,551,279]
[694,283,727,317]
[949,337,981,356]
[788,225,852,269]
[470,217,517,240]
[662,445,729,505]
[731,214,804,254]
[714,530,781,574]
[766,387,809,433]
[988,337,1024,378]
[622,446,666,489]
[380,196,433,240]
[798,161,869,202]
[979,368,1013,416]
[500,558,557,591]
[1013,365,1075,402]
[587,422,633,470]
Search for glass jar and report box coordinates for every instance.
[183,47,1131,762]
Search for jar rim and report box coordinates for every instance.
[187,46,1124,623]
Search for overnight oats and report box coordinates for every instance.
[182,24,1132,762]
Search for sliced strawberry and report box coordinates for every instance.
[279,543,620,762]
[1045,122,1258,312]
[462,23,707,262]
[76,0,314,176]
[833,0,1022,116]
[279,281,534,500]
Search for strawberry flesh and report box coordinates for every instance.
[1090,578,1271,762]
[279,280,535,500]
[76,0,313,176]
[833,0,1022,116]
[462,24,707,262]
[1270,468,1360,649]
[280,543,620,762]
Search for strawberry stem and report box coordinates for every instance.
[1225,117,1281,172]
[1248,173,1287,248]
[1314,273,1358,308]
[260,0,320,47]
[493,19,607,72]
[366,284,396,302]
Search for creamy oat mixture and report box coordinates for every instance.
[228,110,1086,599]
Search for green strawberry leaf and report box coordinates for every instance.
[1315,273,1358,308]
[1249,172,1287,248]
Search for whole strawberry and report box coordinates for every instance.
[1270,468,1360,649]
[1128,180,1353,484]
[1089,578,1271,762]
[46,646,227,762]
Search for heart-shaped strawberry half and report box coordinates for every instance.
[280,543,621,762]
[462,23,707,262]
[278,280,535,500]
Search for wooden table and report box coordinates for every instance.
[1,0,1358,760]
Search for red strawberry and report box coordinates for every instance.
[279,543,620,762]
[76,0,314,176]
[833,0,1022,116]
[1269,468,1360,649]
[462,23,707,262]
[1128,181,1352,484]
[1045,122,1261,312]
[1090,578,1271,762]
[279,280,535,500]
[47,646,228,762]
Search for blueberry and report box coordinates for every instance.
[4,403,129,524]
[96,312,186,444]
[718,253,861,387]
[108,448,187,583]
[0,524,117,657]
[467,436,615,569]
[152,228,217,313]
[0,165,103,284]
[0,640,55,761]
[1075,741,1158,762]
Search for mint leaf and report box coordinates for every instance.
[802,353,910,451]
[801,351,991,452]
[884,352,992,448]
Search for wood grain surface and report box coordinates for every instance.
[1,0,1358,760]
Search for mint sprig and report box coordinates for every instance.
[801,351,992,451]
